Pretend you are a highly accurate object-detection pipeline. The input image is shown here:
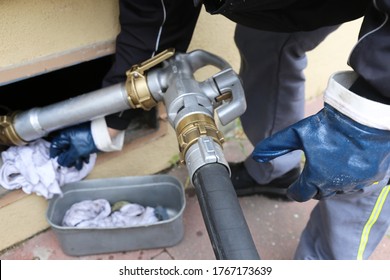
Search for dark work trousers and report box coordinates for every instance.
[234,24,339,184]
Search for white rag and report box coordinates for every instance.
[62,199,159,228]
[0,139,96,199]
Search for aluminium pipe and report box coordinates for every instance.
[192,163,260,260]
[13,83,130,142]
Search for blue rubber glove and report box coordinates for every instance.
[252,104,390,202]
[49,122,100,170]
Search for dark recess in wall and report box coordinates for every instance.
[0,55,158,141]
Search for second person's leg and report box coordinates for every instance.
[232,24,339,197]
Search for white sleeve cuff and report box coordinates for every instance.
[324,71,390,131]
[90,118,125,152]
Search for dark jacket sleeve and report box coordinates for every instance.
[203,0,370,32]
[348,0,390,102]
[204,0,390,104]
[103,0,201,130]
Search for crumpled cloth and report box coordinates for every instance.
[62,199,161,228]
[0,139,96,199]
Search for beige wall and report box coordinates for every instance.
[304,20,362,100]
[0,0,119,68]
[189,12,240,74]
[0,0,119,85]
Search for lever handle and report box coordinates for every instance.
[212,68,247,126]
[186,49,231,72]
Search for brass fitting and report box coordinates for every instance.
[0,112,27,146]
[176,113,225,163]
[125,48,175,110]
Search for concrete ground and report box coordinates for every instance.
[0,118,389,260]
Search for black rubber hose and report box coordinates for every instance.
[192,163,260,260]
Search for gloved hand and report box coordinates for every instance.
[49,122,100,170]
[252,102,390,202]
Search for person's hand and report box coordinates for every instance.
[252,103,390,202]
[49,122,100,170]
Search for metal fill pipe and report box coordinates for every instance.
[13,83,130,142]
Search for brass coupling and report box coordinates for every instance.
[125,48,175,111]
[176,113,225,163]
[125,69,157,111]
[0,112,27,146]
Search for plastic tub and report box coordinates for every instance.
[46,174,185,256]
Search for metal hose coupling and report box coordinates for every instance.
[125,48,175,110]
[176,113,229,179]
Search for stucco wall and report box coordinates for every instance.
[0,0,119,68]
[0,0,119,85]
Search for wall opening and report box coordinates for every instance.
[0,55,159,196]
[0,54,158,140]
